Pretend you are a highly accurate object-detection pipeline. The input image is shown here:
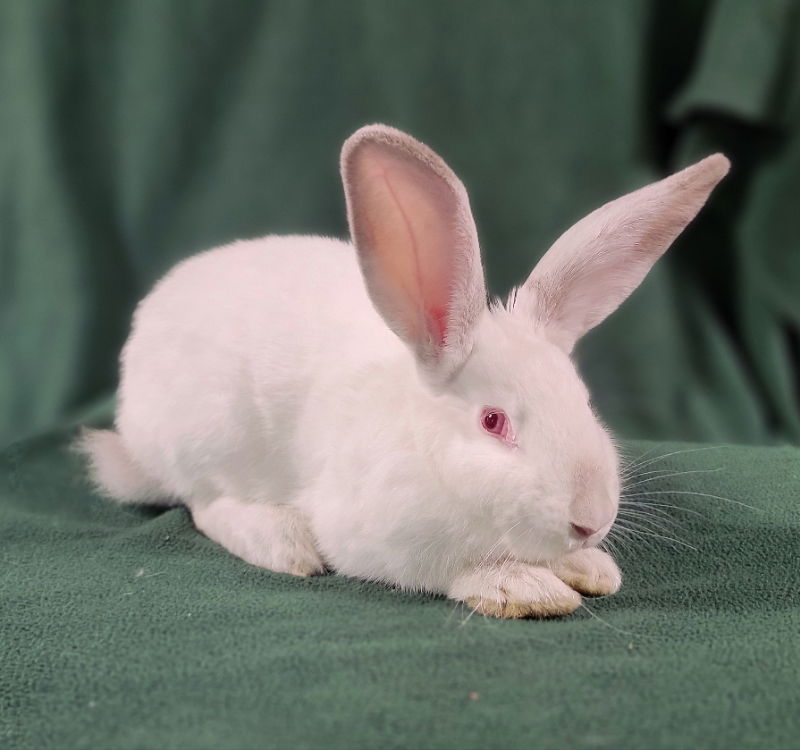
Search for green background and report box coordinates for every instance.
[2,1,799,748]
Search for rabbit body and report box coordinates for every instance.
[115,234,473,590]
[83,125,730,617]
[117,235,391,511]
[112,235,593,594]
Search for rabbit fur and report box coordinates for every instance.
[80,125,729,618]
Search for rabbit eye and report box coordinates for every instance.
[480,407,515,445]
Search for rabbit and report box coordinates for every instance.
[79,125,729,618]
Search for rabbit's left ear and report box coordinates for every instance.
[515,154,730,352]
[341,125,486,382]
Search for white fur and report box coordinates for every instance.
[80,125,729,617]
[77,428,163,502]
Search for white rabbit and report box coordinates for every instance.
[80,125,729,618]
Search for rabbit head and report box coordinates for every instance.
[341,125,729,563]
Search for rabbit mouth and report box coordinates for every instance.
[567,518,615,549]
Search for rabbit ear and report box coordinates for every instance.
[516,154,731,352]
[341,125,486,381]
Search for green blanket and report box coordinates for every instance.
[2,1,799,748]
[2,433,799,749]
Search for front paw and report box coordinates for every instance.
[448,561,581,619]
[550,548,621,596]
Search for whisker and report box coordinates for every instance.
[618,504,675,519]
[459,601,481,628]
[619,500,706,518]
[599,537,618,558]
[623,467,724,491]
[620,444,663,473]
[623,444,731,475]
[579,600,638,637]
[619,502,674,520]
[444,600,466,627]
[623,464,725,482]
[614,522,698,552]
[616,510,682,533]
[606,527,644,555]
[476,519,525,568]
[622,489,758,511]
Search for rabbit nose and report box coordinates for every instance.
[570,522,598,539]
[568,489,617,542]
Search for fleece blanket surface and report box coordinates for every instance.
[2,433,799,749]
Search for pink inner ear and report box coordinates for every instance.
[427,304,448,346]
[350,144,459,351]
[341,124,486,374]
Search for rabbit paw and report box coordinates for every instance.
[550,548,621,596]
[448,561,581,619]
[192,497,325,576]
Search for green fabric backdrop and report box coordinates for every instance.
[2,0,799,448]
[2,1,799,748]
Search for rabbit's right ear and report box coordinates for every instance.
[341,125,486,383]
[515,154,730,353]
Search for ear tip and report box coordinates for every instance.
[339,124,468,200]
[668,152,731,194]
[704,152,732,178]
[687,152,731,185]
[347,123,404,140]
[340,124,411,165]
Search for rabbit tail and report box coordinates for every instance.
[77,428,166,504]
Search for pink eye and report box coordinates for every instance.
[480,407,515,445]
